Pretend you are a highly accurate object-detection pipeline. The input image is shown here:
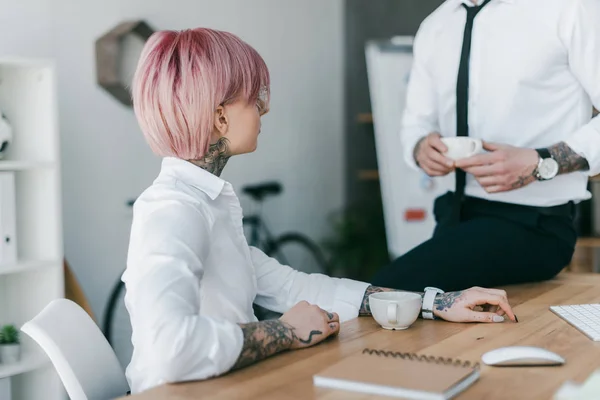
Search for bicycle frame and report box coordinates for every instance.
[243,214,277,251]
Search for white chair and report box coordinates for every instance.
[21,298,130,400]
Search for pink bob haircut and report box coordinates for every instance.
[131,28,270,160]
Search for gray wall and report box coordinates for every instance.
[0,0,345,324]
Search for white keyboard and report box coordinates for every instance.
[550,304,600,341]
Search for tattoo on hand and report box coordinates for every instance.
[233,320,294,370]
[434,291,463,313]
[511,169,536,190]
[195,137,231,177]
[326,312,334,320]
[298,330,323,344]
[548,142,590,174]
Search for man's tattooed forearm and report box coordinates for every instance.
[359,285,425,316]
[232,320,293,370]
[547,142,590,174]
[434,291,463,313]
[194,137,231,177]
[511,170,536,190]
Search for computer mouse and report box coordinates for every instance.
[481,346,565,367]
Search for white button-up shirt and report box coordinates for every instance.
[402,0,600,206]
[122,157,369,393]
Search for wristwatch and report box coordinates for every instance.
[422,287,445,320]
[534,148,559,181]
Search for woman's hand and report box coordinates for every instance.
[279,301,340,349]
[433,287,517,323]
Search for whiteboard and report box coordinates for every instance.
[365,37,452,258]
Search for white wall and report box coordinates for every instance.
[0,0,344,322]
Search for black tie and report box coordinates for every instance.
[451,0,491,224]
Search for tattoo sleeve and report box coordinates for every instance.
[433,291,463,315]
[359,285,424,316]
[232,320,294,370]
[547,142,590,175]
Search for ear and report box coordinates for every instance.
[213,105,229,135]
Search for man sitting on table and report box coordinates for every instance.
[123,27,517,394]
[371,0,600,291]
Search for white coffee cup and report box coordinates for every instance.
[369,292,422,330]
[440,137,483,160]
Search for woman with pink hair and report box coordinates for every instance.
[124,27,516,393]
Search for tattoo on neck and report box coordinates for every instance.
[196,137,231,177]
[233,320,294,370]
[547,142,589,174]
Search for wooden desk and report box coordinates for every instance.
[122,273,600,400]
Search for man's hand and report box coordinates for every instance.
[414,132,455,177]
[455,141,539,193]
[433,287,517,323]
[279,301,339,350]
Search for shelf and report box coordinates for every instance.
[357,169,379,180]
[576,237,600,248]
[0,350,49,379]
[356,113,373,123]
[0,260,60,276]
[0,161,55,171]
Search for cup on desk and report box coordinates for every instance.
[440,137,483,160]
[369,292,422,330]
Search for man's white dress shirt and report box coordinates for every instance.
[402,0,600,206]
[122,157,370,393]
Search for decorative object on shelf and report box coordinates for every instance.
[0,172,17,266]
[0,113,12,159]
[0,324,20,364]
[95,20,155,107]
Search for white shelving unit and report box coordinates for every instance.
[0,58,64,400]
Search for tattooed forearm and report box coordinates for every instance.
[511,170,536,190]
[232,319,324,371]
[193,137,231,176]
[232,320,294,370]
[359,285,425,316]
[433,291,464,314]
[359,286,388,316]
[547,142,590,175]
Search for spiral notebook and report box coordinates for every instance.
[313,348,480,400]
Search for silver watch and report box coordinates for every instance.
[534,148,559,181]
[422,287,445,320]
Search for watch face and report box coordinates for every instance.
[539,158,559,179]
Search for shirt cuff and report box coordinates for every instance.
[402,133,425,172]
[221,322,245,373]
[332,279,371,323]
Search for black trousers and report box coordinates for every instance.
[370,192,578,292]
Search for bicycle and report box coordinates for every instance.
[103,181,329,368]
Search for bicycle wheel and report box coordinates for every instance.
[103,279,133,370]
[266,233,329,275]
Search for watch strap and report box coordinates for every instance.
[535,148,552,160]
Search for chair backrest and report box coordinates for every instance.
[21,298,130,400]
